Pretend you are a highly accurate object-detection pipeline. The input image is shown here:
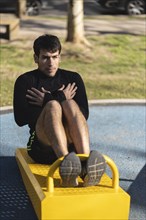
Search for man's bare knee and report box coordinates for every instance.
[45,100,62,115]
[36,100,63,146]
[62,99,81,118]
[36,101,62,131]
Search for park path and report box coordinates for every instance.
[17,15,145,41]
[0,14,145,45]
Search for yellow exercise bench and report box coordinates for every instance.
[15,148,130,220]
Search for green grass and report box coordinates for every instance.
[0,34,145,106]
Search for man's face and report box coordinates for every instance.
[34,49,60,77]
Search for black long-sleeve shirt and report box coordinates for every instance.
[13,68,89,132]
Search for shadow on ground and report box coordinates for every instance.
[0,157,37,220]
[128,164,146,207]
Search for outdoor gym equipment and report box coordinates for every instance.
[15,148,130,220]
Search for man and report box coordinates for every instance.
[14,34,106,187]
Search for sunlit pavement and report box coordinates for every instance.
[0,102,146,220]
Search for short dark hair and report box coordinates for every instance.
[33,34,62,56]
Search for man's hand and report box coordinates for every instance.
[26,87,50,106]
[60,83,77,100]
[26,83,77,106]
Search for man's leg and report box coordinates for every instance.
[36,100,82,186]
[61,100,106,187]
[61,99,90,154]
[58,99,90,186]
[35,100,68,158]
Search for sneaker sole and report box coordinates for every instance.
[83,150,106,187]
[59,152,81,187]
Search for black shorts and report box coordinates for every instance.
[27,131,76,164]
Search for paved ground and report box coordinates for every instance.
[18,15,145,42]
[0,103,146,220]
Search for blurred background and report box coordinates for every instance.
[0,0,145,106]
[0,0,145,17]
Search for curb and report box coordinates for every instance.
[88,99,146,105]
[0,106,13,114]
[0,99,145,114]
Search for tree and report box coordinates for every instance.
[66,0,89,45]
[17,0,26,18]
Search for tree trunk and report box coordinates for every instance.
[66,0,89,45]
[17,0,26,18]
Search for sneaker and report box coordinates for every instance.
[81,150,106,187]
[59,152,81,187]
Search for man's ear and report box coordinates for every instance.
[34,54,39,63]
